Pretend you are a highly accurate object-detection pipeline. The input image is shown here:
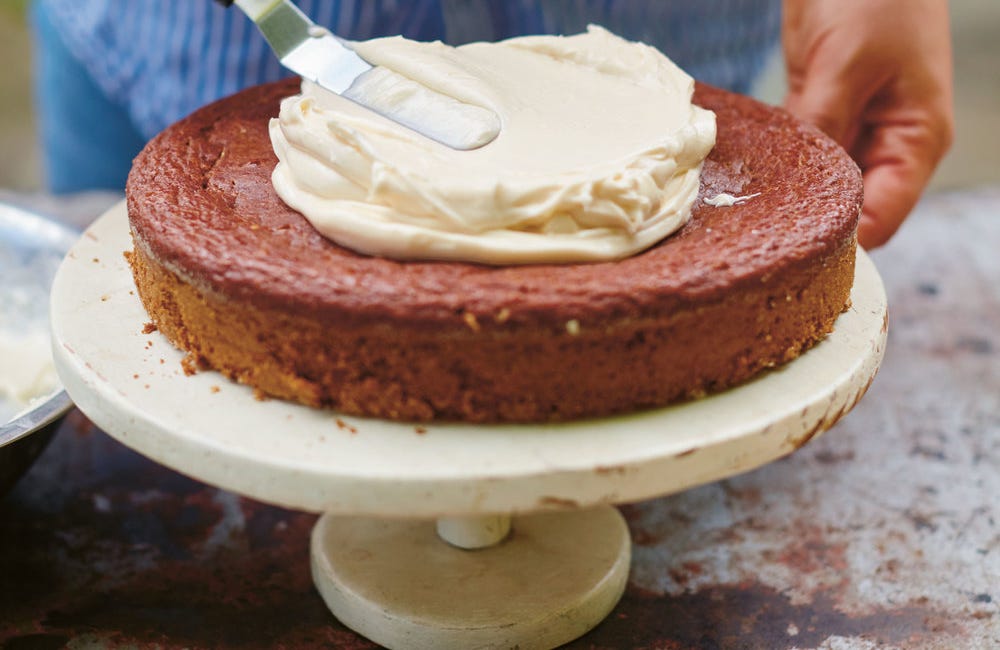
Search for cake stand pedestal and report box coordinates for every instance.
[311,509,630,649]
[51,204,887,650]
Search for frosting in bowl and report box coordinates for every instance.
[269,25,716,264]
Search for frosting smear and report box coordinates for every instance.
[269,25,716,264]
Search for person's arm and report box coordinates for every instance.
[782,0,954,248]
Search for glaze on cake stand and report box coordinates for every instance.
[51,203,887,649]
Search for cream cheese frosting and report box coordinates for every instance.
[269,25,716,264]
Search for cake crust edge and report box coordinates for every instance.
[125,234,856,422]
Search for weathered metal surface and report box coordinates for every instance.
[1,188,998,649]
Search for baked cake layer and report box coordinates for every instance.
[125,79,862,422]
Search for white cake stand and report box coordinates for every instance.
[51,204,887,650]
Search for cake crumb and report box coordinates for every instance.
[100,294,110,302]
[210,385,221,394]
[336,418,358,434]
[414,425,427,435]
[180,354,199,376]
[253,388,270,401]
[565,319,581,335]
[462,311,481,332]
[142,322,158,334]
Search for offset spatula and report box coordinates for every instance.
[216,0,499,149]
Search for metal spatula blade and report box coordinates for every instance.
[218,0,500,150]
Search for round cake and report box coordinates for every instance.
[125,78,861,423]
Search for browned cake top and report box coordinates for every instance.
[126,78,862,331]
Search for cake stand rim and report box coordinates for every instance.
[51,202,887,517]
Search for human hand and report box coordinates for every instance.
[782,0,954,248]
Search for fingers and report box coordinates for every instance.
[855,115,954,248]
[784,84,859,150]
[783,45,884,149]
[857,156,928,249]
[780,0,954,248]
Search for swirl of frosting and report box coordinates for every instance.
[269,25,716,264]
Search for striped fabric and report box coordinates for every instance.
[38,0,780,139]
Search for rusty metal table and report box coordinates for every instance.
[2,188,998,649]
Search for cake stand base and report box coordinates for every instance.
[311,506,630,650]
